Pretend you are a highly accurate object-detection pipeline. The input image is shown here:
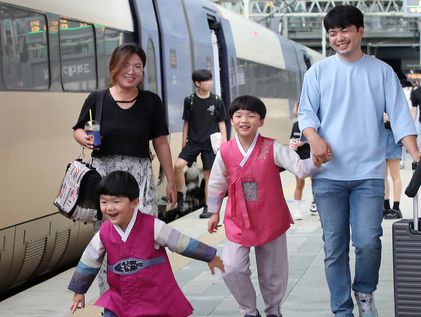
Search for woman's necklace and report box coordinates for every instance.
[112,86,139,103]
[115,96,138,103]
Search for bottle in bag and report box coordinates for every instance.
[84,120,101,150]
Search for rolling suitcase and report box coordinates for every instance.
[393,161,421,317]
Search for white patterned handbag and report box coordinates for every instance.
[54,159,102,223]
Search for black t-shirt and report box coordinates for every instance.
[73,89,169,158]
[290,121,310,159]
[182,93,226,147]
[410,87,421,123]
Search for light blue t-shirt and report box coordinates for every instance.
[299,54,416,180]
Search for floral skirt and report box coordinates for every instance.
[92,155,158,294]
[93,154,157,215]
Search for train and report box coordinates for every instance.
[0,0,324,297]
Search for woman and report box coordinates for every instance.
[289,101,317,220]
[73,43,176,215]
[73,43,176,293]
[383,113,403,219]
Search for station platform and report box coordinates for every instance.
[1,156,416,317]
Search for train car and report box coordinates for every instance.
[0,0,323,297]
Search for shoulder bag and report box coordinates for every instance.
[53,89,106,222]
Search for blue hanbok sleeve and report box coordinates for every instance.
[68,231,105,294]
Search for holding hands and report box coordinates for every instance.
[311,137,333,167]
[304,128,333,167]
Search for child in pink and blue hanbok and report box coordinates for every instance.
[207,95,320,317]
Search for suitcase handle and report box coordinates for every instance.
[405,161,420,232]
[405,161,421,198]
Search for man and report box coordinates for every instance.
[174,69,227,218]
[298,5,420,317]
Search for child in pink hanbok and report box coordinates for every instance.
[69,171,224,317]
[207,95,320,317]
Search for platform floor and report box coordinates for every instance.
[1,156,416,317]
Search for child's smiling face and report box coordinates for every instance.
[99,194,139,231]
[231,109,263,140]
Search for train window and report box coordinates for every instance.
[0,5,49,90]
[237,58,297,100]
[59,19,96,91]
[146,38,157,94]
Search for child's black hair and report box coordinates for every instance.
[229,95,267,119]
[192,69,212,83]
[96,171,139,201]
[323,5,364,32]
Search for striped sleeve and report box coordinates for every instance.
[154,218,216,262]
[68,231,105,294]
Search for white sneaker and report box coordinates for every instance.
[355,292,378,317]
[291,209,303,220]
[309,201,318,215]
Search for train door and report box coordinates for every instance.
[129,0,162,97]
[209,14,237,137]
[219,17,238,103]
[278,37,301,116]
[294,46,311,88]
[210,29,221,96]
[129,0,169,212]
[152,0,192,134]
[181,0,237,133]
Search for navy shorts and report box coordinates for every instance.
[178,142,216,170]
[385,129,402,160]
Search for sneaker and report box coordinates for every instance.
[355,292,378,317]
[291,209,303,220]
[383,208,402,220]
[310,201,318,214]
[199,205,212,218]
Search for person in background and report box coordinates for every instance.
[298,5,419,317]
[410,79,421,150]
[383,113,403,219]
[69,171,224,317]
[401,79,414,168]
[174,69,227,218]
[73,43,176,293]
[289,101,318,220]
[207,95,320,317]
